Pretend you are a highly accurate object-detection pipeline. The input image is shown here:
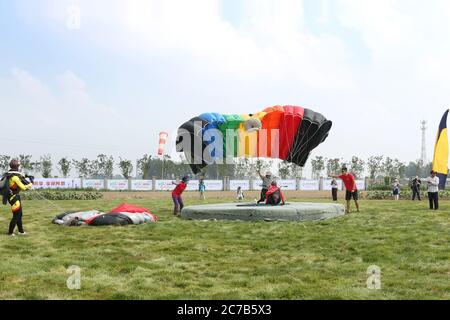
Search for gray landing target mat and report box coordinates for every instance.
[181,202,345,222]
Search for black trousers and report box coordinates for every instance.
[257,188,269,204]
[332,188,338,201]
[8,195,24,234]
[412,188,421,201]
[428,192,439,210]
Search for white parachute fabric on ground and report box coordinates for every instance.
[53,210,103,225]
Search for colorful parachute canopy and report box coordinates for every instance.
[52,204,158,226]
[432,110,449,190]
[177,106,332,174]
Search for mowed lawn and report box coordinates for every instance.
[0,195,449,300]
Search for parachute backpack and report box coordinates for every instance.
[0,173,11,205]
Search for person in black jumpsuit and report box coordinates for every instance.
[2,160,33,236]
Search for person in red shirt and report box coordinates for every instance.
[332,167,360,214]
[265,181,285,206]
[172,176,189,216]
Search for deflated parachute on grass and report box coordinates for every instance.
[176,106,332,174]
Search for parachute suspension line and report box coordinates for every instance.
[288,120,312,161]
[296,122,328,166]
[28,190,66,213]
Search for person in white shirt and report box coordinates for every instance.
[331,178,338,201]
[392,179,400,201]
[427,171,440,210]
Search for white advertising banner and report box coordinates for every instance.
[83,179,105,190]
[107,180,129,191]
[230,180,250,191]
[323,179,343,191]
[204,180,223,191]
[299,180,320,191]
[186,180,200,191]
[356,180,366,191]
[155,180,176,191]
[252,180,263,190]
[277,179,297,190]
[155,180,223,191]
[131,180,153,191]
[32,178,82,189]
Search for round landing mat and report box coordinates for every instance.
[181,202,345,222]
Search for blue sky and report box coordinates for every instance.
[1,0,450,173]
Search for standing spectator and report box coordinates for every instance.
[332,167,360,214]
[236,186,245,201]
[199,178,206,200]
[172,176,189,216]
[411,176,422,201]
[427,171,440,210]
[331,178,339,201]
[392,179,400,201]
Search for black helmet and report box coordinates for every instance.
[182,176,189,182]
[9,159,20,171]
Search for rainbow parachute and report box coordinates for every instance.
[176,106,332,174]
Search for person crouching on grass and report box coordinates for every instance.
[2,160,33,237]
[266,181,285,206]
[332,167,360,214]
[172,176,189,216]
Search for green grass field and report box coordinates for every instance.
[0,196,449,300]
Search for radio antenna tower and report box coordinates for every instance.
[420,120,427,164]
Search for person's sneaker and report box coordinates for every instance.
[18,232,27,236]
[8,233,16,237]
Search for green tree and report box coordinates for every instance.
[58,157,72,178]
[119,158,133,179]
[19,155,34,173]
[382,157,394,177]
[289,163,303,178]
[392,159,406,179]
[254,158,273,178]
[92,154,114,178]
[367,156,384,180]
[326,158,341,177]
[137,154,150,179]
[40,154,52,178]
[278,161,291,179]
[73,158,91,178]
[0,155,11,172]
[350,156,365,179]
[234,158,251,178]
[311,156,325,179]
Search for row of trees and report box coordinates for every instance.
[0,154,434,180]
[309,155,432,180]
[0,154,136,179]
[0,154,300,180]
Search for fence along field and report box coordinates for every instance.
[31,178,367,191]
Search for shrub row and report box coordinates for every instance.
[22,190,104,201]
[364,190,450,200]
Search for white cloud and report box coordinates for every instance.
[8,0,450,166]
[0,69,143,160]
